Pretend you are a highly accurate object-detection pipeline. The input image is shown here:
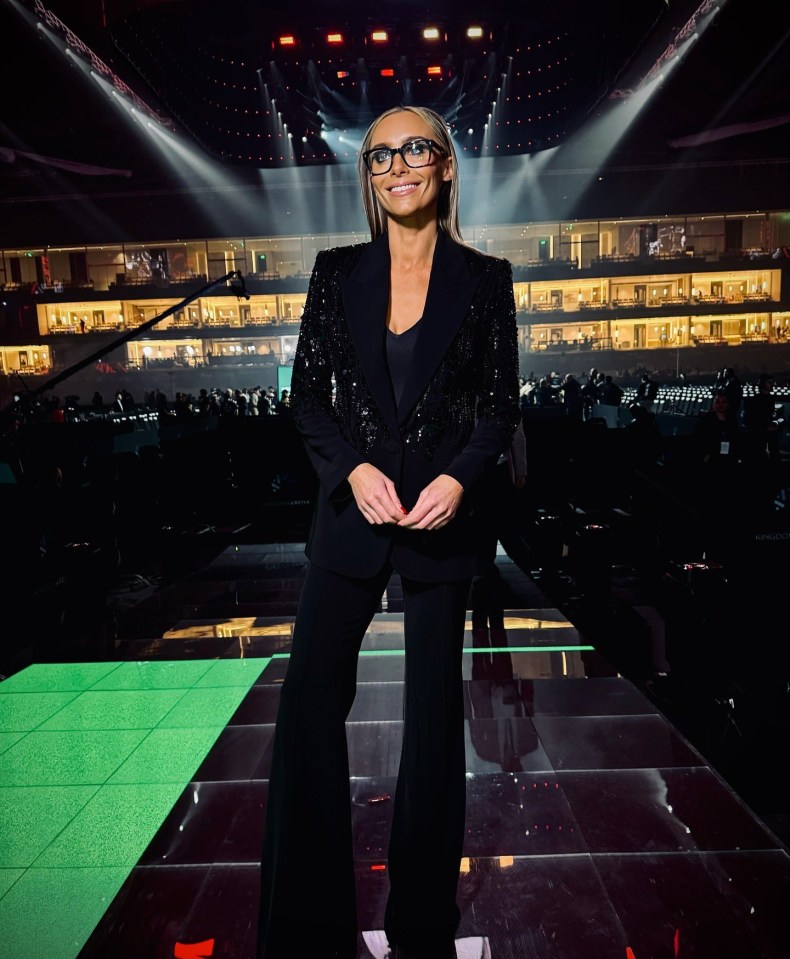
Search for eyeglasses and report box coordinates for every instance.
[362,137,445,175]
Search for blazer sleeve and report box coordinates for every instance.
[290,250,366,498]
[444,258,521,490]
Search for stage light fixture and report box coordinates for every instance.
[371,30,388,42]
[466,26,483,39]
[337,70,349,78]
[423,27,440,40]
[380,68,394,77]
[278,35,296,47]
[327,33,343,44]
[427,65,442,76]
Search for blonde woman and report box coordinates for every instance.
[257,105,520,959]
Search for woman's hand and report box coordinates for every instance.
[398,474,464,530]
[348,463,406,525]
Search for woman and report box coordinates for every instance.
[693,389,742,466]
[257,105,520,959]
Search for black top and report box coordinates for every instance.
[386,319,421,408]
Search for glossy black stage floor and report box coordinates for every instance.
[32,542,785,959]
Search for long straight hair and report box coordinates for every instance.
[358,105,466,245]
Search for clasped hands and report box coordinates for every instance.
[347,463,463,530]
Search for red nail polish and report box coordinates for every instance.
[400,507,409,514]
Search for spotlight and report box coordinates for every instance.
[466,26,484,39]
[326,33,343,44]
[423,27,440,40]
[380,68,394,77]
[427,65,442,76]
[371,30,388,42]
[278,35,296,47]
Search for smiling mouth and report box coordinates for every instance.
[388,183,419,195]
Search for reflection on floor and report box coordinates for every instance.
[1,544,789,959]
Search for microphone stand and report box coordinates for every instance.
[4,270,249,411]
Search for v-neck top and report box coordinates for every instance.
[386,319,421,408]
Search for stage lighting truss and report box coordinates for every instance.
[266,48,492,136]
[106,1,668,166]
[269,22,490,58]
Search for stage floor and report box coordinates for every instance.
[1,544,789,958]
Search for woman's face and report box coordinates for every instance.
[367,111,452,225]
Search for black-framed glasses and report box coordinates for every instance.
[362,138,445,175]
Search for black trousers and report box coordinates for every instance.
[257,561,471,959]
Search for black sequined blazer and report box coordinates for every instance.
[290,228,520,581]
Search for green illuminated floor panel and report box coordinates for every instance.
[108,726,225,784]
[0,785,100,867]
[0,657,270,959]
[0,870,24,900]
[35,782,187,868]
[0,691,81,731]
[90,659,216,690]
[38,689,188,731]
[0,867,130,959]
[0,662,122,693]
[0,732,26,755]
[156,685,254,727]
[195,657,273,686]
[0,729,148,786]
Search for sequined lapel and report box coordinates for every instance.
[339,233,398,428]
[397,231,481,424]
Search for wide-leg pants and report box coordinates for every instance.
[257,561,470,958]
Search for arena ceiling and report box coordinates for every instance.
[0,0,789,243]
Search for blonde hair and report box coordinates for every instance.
[358,105,465,244]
